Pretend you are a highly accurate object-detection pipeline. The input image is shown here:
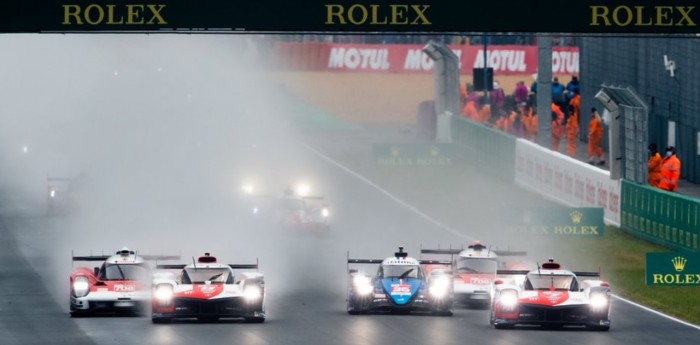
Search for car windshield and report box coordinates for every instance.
[381,264,420,279]
[526,274,574,290]
[275,198,304,211]
[456,258,497,274]
[100,263,149,281]
[184,267,231,284]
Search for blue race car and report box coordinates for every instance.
[346,247,453,316]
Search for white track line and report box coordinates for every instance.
[306,143,700,331]
[304,145,473,241]
[613,294,700,330]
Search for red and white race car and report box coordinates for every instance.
[421,241,529,307]
[242,183,330,230]
[490,259,611,331]
[151,252,265,323]
[69,247,179,316]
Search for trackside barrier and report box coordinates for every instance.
[514,139,620,226]
[621,179,700,252]
[450,116,515,182]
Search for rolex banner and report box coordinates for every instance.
[646,253,700,285]
[372,143,454,166]
[508,207,605,236]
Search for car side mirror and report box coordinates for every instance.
[94,267,99,277]
[348,268,358,274]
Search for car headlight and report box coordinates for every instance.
[154,284,174,306]
[244,285,262,301]
[321,208,329,218]
[50,190,56,198]
[73,276,90,297]
[590,293,609,310]
[296,184,310,196]
[429,275,450,298]
[498,290,519,310]
[353,275,373,295]
[242,184,254,195]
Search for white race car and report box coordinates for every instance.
[421,241,529,307]
[69,247,179,316]
[151,252,265,323]
[490,259,611,331]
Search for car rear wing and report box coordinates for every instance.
[72,251,180,262]
[420,247,527,257]
[496,270,530,275]
[419,260,452,266]
[156,260,259,271]
[496,270,601,278]
[72,254,110,262]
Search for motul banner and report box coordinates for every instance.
[321,44,578,75]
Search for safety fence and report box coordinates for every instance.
[450,116,700,253]
[450,116,516,182]
[620,179,700,252]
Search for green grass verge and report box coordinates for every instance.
[322,147,700,326]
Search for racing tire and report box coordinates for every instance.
[245,317,266,323]
[197,316,220,322]
[69,311,88,318]
[494,323,515,330]
[588,325,610,332]
[152,317,172,324]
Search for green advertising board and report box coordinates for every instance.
[372,143,454,166]
[507,207,605,236]
[646,252,700,285]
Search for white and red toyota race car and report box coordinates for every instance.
[69,248,179,316]
[421,241,529,307]
[151,253,265,323]
[490,259,611,331]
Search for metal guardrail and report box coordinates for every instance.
[621,179,700,252]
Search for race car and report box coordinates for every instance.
[490,259,611,331]
[151,252,265,323]
[241,183,330,230]
[47,173,90,215]
[421,241,529,307]
[69,247,179,316]
[347,247,453,315]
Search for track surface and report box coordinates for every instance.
[2,127,700,345]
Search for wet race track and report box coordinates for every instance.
[1,35,699,345]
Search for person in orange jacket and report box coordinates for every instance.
[551,103,564,152]
[588,107,605,165]
[461,99,478,120]
[493,110,509,132]
[566,102,579,157]
[647,143,662,188]
[520,103,538,142]
[658,146,681,192]
[477,103,492,124]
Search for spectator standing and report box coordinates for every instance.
[566,89,581,157]
[647,143,662,188]
[588,107,605,165]
[659,146,681,192]
[551,77,566,106]
[490,81,506,116]
[566,75,580,103]
[513,81,529,104]
[551,107,564,152]
[566,104,579,157]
